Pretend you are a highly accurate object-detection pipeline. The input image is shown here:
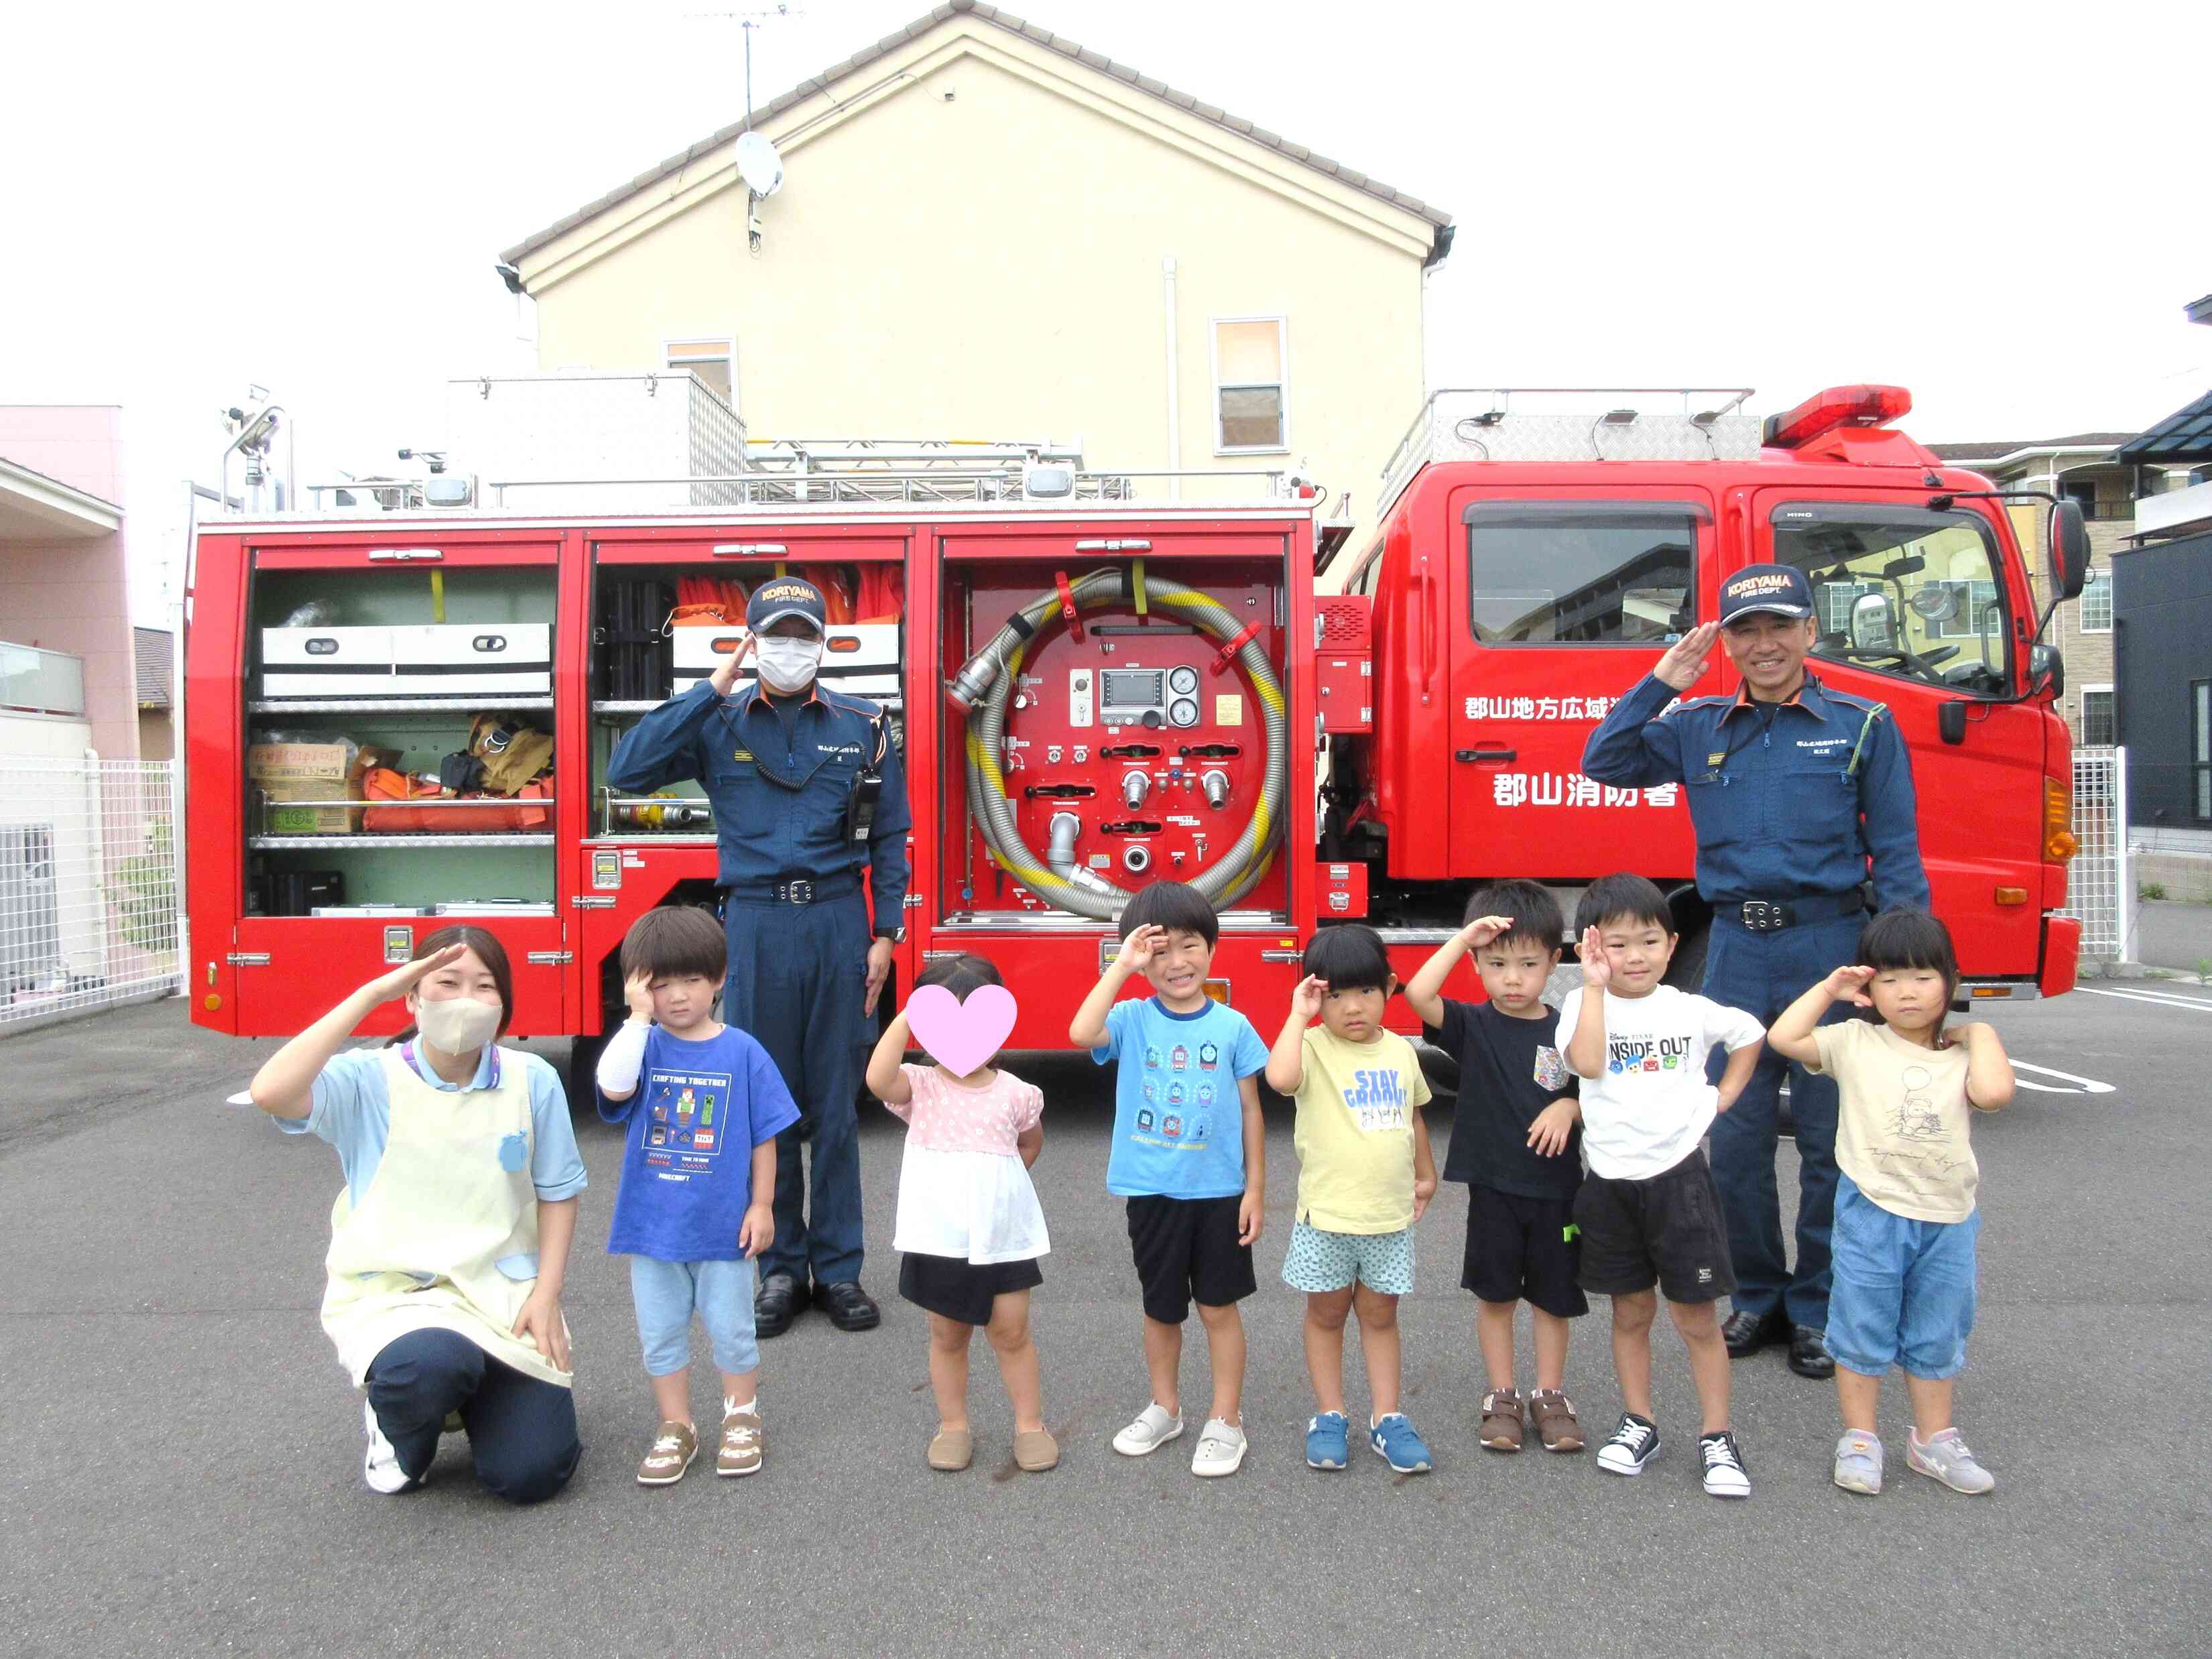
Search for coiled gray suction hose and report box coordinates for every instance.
[954,568,1286,920]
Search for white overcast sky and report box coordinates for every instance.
[3,0,2205,624]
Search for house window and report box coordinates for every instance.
[2080,685,2115,747]
[2197,681,2211,820]
[664,338,735,408]
[1213,317,1288,452]
[2079,564,2112,633]
[2061,477,2098,515]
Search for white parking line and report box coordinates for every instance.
[2079,987,2212,1014]
[2012,1060,2116,1095]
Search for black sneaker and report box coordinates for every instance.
[1699,1430,1752,1498]
[1596,1412,1660,1476]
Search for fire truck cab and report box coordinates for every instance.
[1321,385,2089,1005]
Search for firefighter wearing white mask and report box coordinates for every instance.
[608,576,911,1339]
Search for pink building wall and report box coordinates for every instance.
[0,406,139,761]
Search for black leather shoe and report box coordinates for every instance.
[816,1280,881,1332]
[1722,1308,1790,1358]
[754,1273,809,1339]
[1788,1325,1836,1379]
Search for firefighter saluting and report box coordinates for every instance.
[609,576,910,1337]
[1582,564,1930,1381]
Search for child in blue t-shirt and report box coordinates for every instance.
[597,906,798,1488]
[1069,881,1270,1479]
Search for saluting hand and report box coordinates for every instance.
[1577,927,1613,991]
[363,943,467,1006]
[1290,974,1328,1022]
[709,631,756,698]
[1653,621,1721,692]
[1459,914,1518,953]
[1821,965,1878,1007]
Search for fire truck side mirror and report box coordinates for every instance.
[2030,642,2065,700]
[2048,499,2090,602]
[1850,591,1899,652]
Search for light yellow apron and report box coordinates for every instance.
[320,1045,572,1390]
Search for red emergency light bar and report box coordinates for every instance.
[1762,385,1912,450]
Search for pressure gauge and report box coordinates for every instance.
[1168,696,1200,728]
[1168,665,1199,696]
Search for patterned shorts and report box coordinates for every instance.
[1281,1219,1416,1296]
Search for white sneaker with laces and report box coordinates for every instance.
[1699,1430,1752,1499]
[363,1399,416,1495]
[1111,1402,1185,1457]
[1190,1417,1247,1478]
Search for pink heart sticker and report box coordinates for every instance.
[905,983,1018,1077]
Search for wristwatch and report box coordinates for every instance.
[873,926,906,944]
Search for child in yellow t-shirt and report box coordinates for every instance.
[1264,924,1436,1474]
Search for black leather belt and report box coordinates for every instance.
[1714,890,1867,933]
[721,874,860,906]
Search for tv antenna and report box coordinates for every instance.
[692,5,801,255]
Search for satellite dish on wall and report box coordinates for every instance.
[735,131,784,198]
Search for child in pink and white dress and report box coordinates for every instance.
[864,953,1055,1476]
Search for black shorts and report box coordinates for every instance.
[1125,1194,1256,1325]
[898,1252,1044,1327]
[1461,1184,1589,1320]
[1573,1149,1736,1305]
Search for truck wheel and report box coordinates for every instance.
[1416,1042,1460,1101]
[1664,922,1709,991]
[566,1034,607,1113]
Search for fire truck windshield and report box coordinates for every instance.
[1770,503,2012,694]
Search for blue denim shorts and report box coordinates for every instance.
[1826,1174,1979,1381]
[630,1255,759,1378]
[1282,1219,1415,1296]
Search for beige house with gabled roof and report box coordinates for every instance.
[499,1,1451,554]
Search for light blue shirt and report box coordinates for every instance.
[277,1042,588,1210]
[1093,997,1268,1199]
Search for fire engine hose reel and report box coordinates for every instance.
[950,568,1287,920]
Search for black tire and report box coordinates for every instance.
[566,1033,607,1113]
[1416,1041,1461,1102]
[1664,922,1710,991]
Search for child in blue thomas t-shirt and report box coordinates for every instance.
[597,905,798,1488]
[1070,880,1270,1479]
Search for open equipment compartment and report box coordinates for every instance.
[934,531,1293,927]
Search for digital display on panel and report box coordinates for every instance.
[1099,669,1164,710]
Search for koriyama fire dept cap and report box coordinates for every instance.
[745,576,826,635]
[1717,564,1816,624]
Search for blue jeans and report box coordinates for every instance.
[722,894,868,1286]
[1702,913,1863,1329]
[1827,1174,1980,1379]
[631,1255,760,1377]
[364,1328,580,1503]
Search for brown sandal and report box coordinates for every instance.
[1479,1388,1526,1453]
[1528,1390,1585,1453]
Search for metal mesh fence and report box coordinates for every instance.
[2062,746,2130,963]
[0,759,180,1029]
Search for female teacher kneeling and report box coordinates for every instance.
[251,926,587,1501]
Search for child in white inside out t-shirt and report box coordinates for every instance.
[1558,874,1766,1499]
[863,953,1054,1477]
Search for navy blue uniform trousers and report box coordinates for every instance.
[723,894,869,1287]
[1702,914,1861,1331]
[365,1329,580,1504]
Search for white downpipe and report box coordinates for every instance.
[1162,256,1181,501]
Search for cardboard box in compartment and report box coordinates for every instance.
[247,743,359,834]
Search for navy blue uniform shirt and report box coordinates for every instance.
[607,679,912,930]
[1581,670,1930,909]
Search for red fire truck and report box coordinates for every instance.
[184,385,2087,1093]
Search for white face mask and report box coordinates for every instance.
[755,635,824,694]
[416,995,502,1055]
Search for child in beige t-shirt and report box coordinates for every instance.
[1768,908,2015,1499]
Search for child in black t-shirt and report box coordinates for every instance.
[1407,880,1587,1455]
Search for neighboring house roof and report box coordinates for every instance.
[1928,434,2136,467]
[2186,293,2212,327]
[2116,390,2212,465]
[133,627,172,711]
[501,0,1453,270]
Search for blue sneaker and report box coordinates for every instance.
[1369,1413,1432,1473]
[1305,1411,1350,1469]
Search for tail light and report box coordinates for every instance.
[1763,385,1913,450]
[2043,775,2078,862]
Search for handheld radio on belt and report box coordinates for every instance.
[844,709,892,845]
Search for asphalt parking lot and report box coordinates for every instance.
[3,984,2208,1658]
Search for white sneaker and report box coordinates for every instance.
[363,1399,416,1494]
[1190,1417,1248,1477]
[1112,1402,1185,1457]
